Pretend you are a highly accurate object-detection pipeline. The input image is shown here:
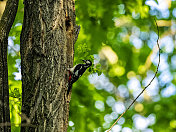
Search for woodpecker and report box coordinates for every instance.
[67,60,92,95]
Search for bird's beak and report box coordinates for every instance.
[82,60,86,63]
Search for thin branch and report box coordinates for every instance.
[106,19,160,132]
[0,0,19,131]
[0,122,36,128]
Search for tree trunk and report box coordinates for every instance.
[20,0,79,131]
[0,0,19,131]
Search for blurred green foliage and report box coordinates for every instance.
[6,0,176,132]
[8,0,23,131]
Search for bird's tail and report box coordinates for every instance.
[67,82,72,95]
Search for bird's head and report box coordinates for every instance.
[82,60,92,67]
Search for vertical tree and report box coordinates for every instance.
[20,0,79,131]
[0,0,19,131]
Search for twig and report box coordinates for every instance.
[106,19,160,132]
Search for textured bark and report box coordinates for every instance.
[20,0,79,131]
[0,0,19,131]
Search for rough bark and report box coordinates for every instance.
[0,0,19,131]
[20,0,79,131]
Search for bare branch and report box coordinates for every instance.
[106,19,160,132]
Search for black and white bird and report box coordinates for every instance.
[67,60,92,95]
